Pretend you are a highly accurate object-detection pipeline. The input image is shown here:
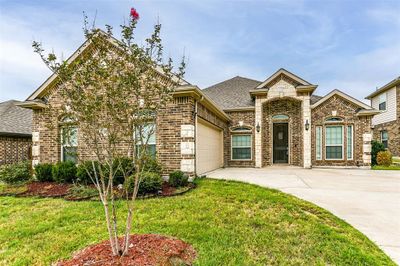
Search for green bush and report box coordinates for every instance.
[52,161,77,183]
[113,157,135,185]
[371,140,385,166]
[377,151,392,167]
[142,158,163,175]
[76,161,102,185]
[34,163,53,182]
[169,170,189,188]
[0,161,31,184]
[139,172,163,195]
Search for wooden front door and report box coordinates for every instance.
[273,123,289,163]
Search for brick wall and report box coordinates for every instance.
[262,98,303,166]
[0,136,32,165]
[311,95,372,166]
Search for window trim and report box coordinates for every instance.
[231,134,252,161]
[325,125,344,160]
[347,125,353,160]
[316,126,322,160]
[60,126,78,163]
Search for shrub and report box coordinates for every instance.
[113,157,135,185]
[371,140,385,166]
[139,172,163,195]
[0,161,31,184]
[34,163,53,182]
[76,161,102,185]
[169,170,189,188]
[377,151,392,167]
[52,161,77,183]
[142,158,163,175]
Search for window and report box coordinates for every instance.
[135,123,156,157]
[61,126,78,163]
[325,117,343,122]
[325,126,343,160]
[231,135,252,160]
[379,93,387,111]
[347,125,353,160]
[316,126,322,160]
[272,114,289,120]
[231,126,252,132]
[381,130,388,149]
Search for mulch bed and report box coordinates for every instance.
[19,181,71,197]
[57,234,196,266]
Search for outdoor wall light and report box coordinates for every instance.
[256,122,260,133]
[305,119,310,131]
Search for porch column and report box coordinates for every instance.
[303,95,312,168]
[255,97,263,168]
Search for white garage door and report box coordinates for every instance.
[196,118,224,175]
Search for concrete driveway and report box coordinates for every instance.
[206,167,400,264]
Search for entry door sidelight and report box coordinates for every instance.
[273,123,289,163]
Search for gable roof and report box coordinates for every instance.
[0,100,32,137]
[365,76,400,99]
[202,76,261,110]
[26,29,189,102]
[256,68,312,89]
[311,89,374,111]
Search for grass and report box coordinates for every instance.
[372,165,400,170]
[0,179,394,265]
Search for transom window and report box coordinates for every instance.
[231,135,252,160]
[135,123,156,157]
[381,130,388,149]
[61,126,78,163]
[379,93,387,111]
[325,126,343,160]
[325,117,343,122]
[272,114,289,120]
[231,126,252,132]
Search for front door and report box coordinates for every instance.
[273,123,288,163]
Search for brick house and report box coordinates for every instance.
[366,77,400,156]
[19,38,380,176]
[0,100,32,165]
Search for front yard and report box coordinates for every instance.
[0,179,394,265]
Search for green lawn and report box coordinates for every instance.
[372,165,400,170]
[0,179,394,265]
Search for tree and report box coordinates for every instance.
[32,8,185,256]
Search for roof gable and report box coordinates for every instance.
[0,100,32,136]
[256,68,312,89]
[311,89,372,110]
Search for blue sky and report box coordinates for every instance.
[0,0,399,102]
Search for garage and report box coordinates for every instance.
[196,118,224,175]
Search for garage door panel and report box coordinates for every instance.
[196,119,223,175]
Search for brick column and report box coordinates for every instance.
[255,97,263,168]
[302,95,312,168]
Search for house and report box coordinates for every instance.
[19,37,380,176]
[366,77,400,156]
[0,100,32,165]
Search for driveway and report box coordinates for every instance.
[206,167,400,264]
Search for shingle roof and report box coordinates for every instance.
[202,76,322,110]
[0,100,32,136]
[202,76,261,110]
[365,76,400,99]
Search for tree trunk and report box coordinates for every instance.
[103,200,119,256]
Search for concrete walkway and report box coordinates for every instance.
[206,167,400,264]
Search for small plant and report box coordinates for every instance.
[35,163,54,182]
[377,151,392,167]
[113,157,135,185]
[52,161,77,183]
[76,161,102,185]
[68,183,98,199]
[371,140,385,166]
[139,172,163,195]
[0,161,31,184]
[142,158,163,175]
[169,170,189,188]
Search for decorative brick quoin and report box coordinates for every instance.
[18,34,385,176]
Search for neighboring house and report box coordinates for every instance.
[0,100,32,165]
[366,77,400,156]
[18,37,380,176]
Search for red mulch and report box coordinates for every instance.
[20,182,71,197]
[161,182,176,196]
[57,234,196,266]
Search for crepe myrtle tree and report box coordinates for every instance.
[32,8,185,256]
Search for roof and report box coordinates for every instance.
[311,89,373,111]
[0,100,32,137]
[365,76,400,99]
[202,76,261,110]
[256,68,312,89]
[310,95,323,105]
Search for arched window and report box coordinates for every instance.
[325,117,343,122]
[272,114,289,120]
[231,126,252,132]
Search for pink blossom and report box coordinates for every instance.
[130,8,139,20]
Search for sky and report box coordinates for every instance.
[0,0,399,103]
